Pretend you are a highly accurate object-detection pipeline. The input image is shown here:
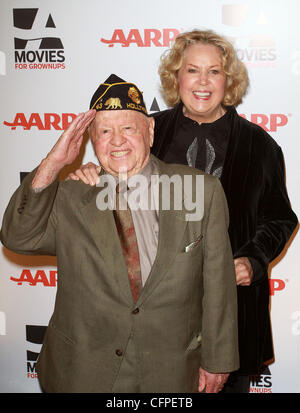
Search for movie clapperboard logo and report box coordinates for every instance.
[13,8,66,70]
[26,325,47,378]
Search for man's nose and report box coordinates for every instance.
[110,130,126,146]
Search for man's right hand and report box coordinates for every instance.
[32,110,96,189]
[198,368,229,393]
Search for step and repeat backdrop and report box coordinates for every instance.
[0,0,299,393]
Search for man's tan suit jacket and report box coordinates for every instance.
[1,155,239,392]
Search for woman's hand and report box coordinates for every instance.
[234,257,253,286]
[67,162,101,186]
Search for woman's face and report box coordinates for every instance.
[177,43,227,123]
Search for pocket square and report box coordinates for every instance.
[185,235,203,252]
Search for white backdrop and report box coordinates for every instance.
[0,0,299,393]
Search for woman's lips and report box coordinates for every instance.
[193,91,211,99]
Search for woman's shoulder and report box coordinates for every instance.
[151,105,179,123]
[235,110,280,151]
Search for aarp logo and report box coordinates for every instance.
[269,278,287,296]
[10,269,57,287]
[100,28,180,47]
[4,113,76,130]
[239,113,289,132]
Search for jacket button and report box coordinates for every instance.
[132,308,139,314]
[115,349,123,357]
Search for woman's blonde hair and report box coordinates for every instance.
[159,29,249,107]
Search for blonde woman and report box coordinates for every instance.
[152,29,297,392]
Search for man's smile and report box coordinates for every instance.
[110,150,131,158]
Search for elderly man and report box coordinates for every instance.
[0,74,238,393]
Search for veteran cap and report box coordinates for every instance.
[89,74,148,116]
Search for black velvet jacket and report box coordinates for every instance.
[151,103,298,374]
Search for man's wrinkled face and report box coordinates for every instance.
[90,110,154,178]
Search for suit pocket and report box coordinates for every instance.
[185,235,203,252]
[186,333,202,351]
[48,321,75,346]
[175,237,203,262]
[36,321,78,392]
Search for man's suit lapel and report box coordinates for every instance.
[79,184,133,304]
[78,158,189,307]
[137,209,188,305]
[137,158,188,305]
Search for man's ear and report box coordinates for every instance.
[148,116,155,147]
